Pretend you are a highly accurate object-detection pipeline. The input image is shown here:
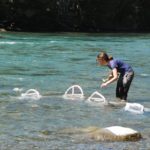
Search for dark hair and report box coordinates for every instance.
[97,52,113,62]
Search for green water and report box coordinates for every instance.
[0,32,149,149]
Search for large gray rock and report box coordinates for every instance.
[60,126,142,142]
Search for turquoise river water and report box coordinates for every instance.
[0,32,149,150]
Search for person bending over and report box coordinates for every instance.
[97,51,134,101]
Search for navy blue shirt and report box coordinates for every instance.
[108,59,133,75]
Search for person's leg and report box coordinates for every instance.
[122,71,134,100]
[116,74,123,99]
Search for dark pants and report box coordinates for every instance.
[116,71,134,100]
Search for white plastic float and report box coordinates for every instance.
[124,103,144,114]
[63,85,84,100]
[21,89,41,100]
[87,91,107,104]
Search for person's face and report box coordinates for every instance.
[97,58,107,66]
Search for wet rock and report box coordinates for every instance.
[60,126,142,142]
[90,126,142,141]
[0,28,6,32]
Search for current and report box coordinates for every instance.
[0,32,149,149]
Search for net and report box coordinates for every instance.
[63,85,84,100]
[124,103,144,114]
[87,91,107,104]
[21,89,41,100]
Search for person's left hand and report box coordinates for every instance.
[101,82,108,88]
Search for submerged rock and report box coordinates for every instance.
[60,126,142,142]
[90,126,142,142]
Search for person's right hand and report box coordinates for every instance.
[101,82,108,88]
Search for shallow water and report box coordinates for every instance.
[0,32,150,149]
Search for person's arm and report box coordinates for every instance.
[102,71,113,83]
[101,68,118,88]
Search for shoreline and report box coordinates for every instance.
[1,28,150,34]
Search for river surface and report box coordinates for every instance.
[0,32,149,150]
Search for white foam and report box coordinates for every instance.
[140,73,149,77]
[20,89,41,100]
[144,107,150,112]
[0,41,16,45]
[87,91,107,104]
[13,87,23,92]
[63,85,84,100]
[105,126,138,136]
[50,41,56,43]
[124,103,144,114]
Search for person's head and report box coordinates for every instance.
[96,51,113,66]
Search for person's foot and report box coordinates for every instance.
[116,97,122,102]
[121,99,126,102]
[116,98,126,103]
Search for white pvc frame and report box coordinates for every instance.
[21,89,41,100]
[63,85,84,99]
[87,91,107,104]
